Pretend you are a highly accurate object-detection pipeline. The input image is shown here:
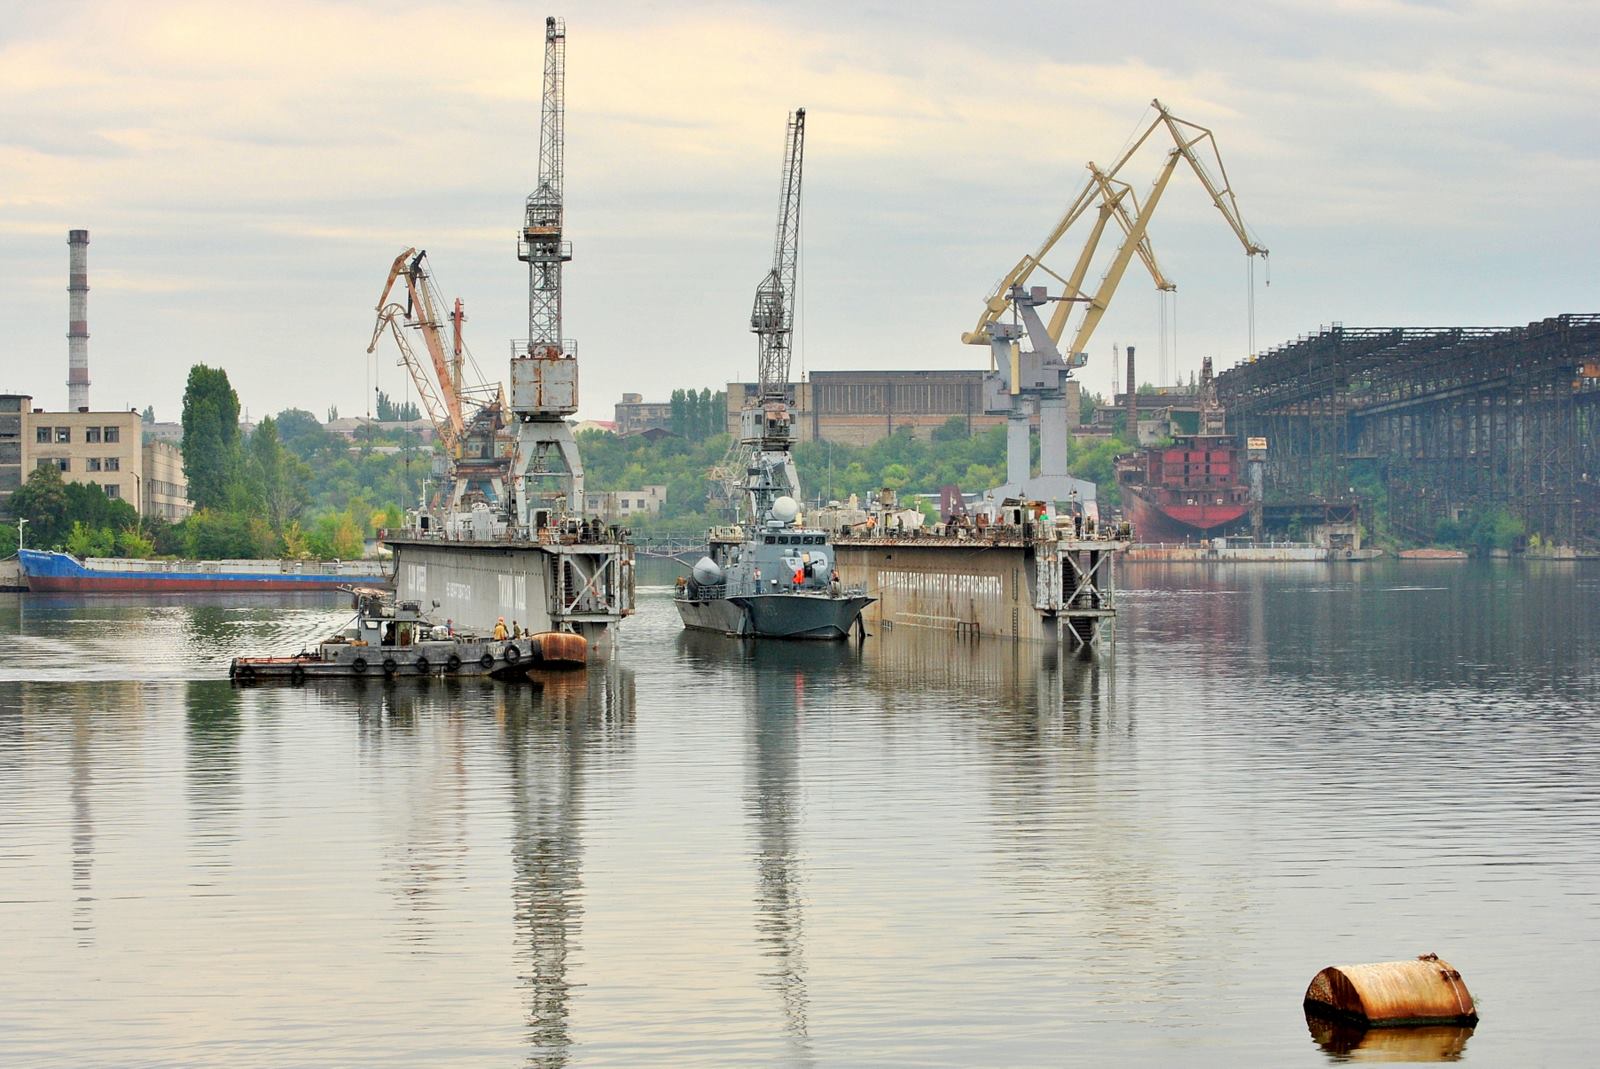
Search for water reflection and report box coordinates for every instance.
[1,683,152,945]
[679,633,864,1067]
[185,681,243,885]
[499,664,635,1068]
[1305,1010,1474,1062]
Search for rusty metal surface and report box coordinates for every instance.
[1304,955,1478,1025]
[534,630,588,666]
[1305,1011,1475,1059]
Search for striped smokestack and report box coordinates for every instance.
[68,229,90,411]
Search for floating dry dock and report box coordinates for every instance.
[385,524,634,646]
[832,518,1128,646]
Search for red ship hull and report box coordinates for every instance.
[1121,486,1251,543]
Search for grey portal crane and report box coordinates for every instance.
[509,15,585,529]
[719,108,806,522]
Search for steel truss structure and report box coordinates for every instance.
[1216,314,1600,547]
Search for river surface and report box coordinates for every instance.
[1,561,1597,1066]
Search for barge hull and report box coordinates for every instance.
[27,575,372,593]
[18,549,389,592]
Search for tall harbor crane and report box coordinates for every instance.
[368,248,466,448]
[719,108,806,520]
[966,98,1267,509]
[508,15,585,529]
[366,247,511,508]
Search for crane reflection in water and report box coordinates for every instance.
[500,664,635,1067]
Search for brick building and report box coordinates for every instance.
[613,393,674,436]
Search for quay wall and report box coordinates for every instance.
[833,540,1053,642]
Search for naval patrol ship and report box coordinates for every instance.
[674,489,872,640]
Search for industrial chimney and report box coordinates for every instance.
[1125,344,1137,442]
[67,229,90,412]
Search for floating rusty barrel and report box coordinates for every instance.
[1304,954,1477,1026]
[530,630,588,668]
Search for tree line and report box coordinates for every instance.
[669,388,724,441]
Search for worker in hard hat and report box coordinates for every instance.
[493,617,509,641]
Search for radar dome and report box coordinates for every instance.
[770,496,800,523]
[692,557,724,586]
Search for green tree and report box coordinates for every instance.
[308,510,364,559]
[117,527,156,558]
[184,509,274,559]
[282,520,312,559]
[66,521,115,558]
[63,480,138,533]
[0,523,17,557]
[327,405,339,422]
[698,388,715,438]
[373,390,419,422]
[10,465,71,547]
[669,389,688,437]
[181,364,242,510]
[932,415,968,442]
[141,405,156,424]
[245,415,309,532]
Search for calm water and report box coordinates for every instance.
[1,562,1597,1066]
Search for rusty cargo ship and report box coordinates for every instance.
[1115,434,1252,542]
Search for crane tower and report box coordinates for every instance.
[735,108,806,521]
[509,15,584,529]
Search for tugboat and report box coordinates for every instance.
[229,588,586,683]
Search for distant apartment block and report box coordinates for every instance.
[0,393,27,515]
[1,393,191,520]
[28,407,143,507]
[613,393,673,436]
[141,421,184,445]
[582,485,666,523]
[141,441,192,522]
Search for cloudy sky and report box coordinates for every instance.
[2,0,1595,422]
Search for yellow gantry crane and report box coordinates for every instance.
[964,98,1268,365]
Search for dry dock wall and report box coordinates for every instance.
[833,540,1055,642]
[392,541,552,636]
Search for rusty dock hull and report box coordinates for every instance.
[831,532,1128,646]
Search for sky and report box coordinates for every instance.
[2,0,1596,423]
